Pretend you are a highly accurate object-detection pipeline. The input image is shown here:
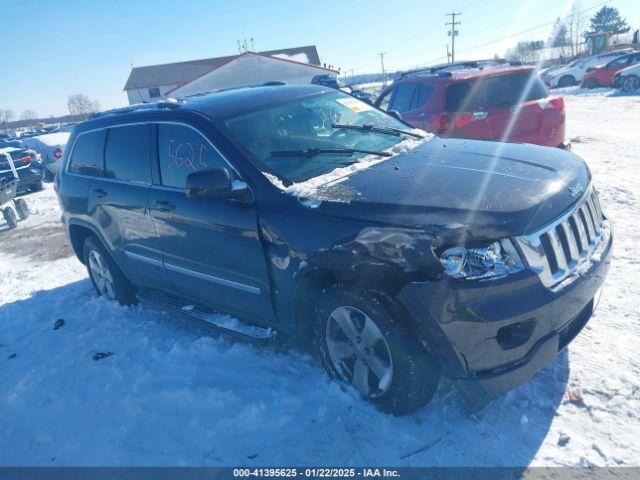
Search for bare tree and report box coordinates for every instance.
[566,2,585,57]
[0,109,15,132]
[20,109,38,127]
[67,94,100,119]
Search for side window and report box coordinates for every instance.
[411,84,434,110]
[389,83,417,113]
[68,130,106,176]
[158,124,227,189]
[104,125,151,183]
[148,87,160,98]
[376,89,393,111]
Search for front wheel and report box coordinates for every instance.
[3,207,17,229]
[314,286,439,415]
[622,75,640,93]
[558,75,575,88]
[83,236,137,305]
[30,181,44,192]
[584,78,599,89]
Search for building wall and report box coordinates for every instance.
[169,54,337,97]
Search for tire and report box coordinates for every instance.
[30,181,44,192]
[584,78,599,89]
[15,199,29,220]
[313,285,439,415]
[622,75,640,93]
[83,236,137,305]
[3,207,18,229]
[558,75,575,88]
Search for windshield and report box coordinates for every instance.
[224,91,414,185]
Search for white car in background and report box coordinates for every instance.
[613,62,640,92]
[546,49,635,88]
[19,127,72,181]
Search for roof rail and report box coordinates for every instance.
[398,59,525,79]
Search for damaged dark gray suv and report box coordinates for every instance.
[56,85,612,415]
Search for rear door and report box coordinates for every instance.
[88,123,171,290]
[148,122,276,322]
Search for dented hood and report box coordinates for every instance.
[312,137,591,240]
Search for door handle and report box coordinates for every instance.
[152,200,176,212]
[89,188,107,198]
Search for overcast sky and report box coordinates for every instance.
[1,0,638,117]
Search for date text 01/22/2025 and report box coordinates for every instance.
[232,468,401,477]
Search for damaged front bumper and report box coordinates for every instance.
[397,229,612,407]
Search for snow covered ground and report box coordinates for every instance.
[0,89,639,467]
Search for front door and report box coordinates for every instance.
[148,122,276,322]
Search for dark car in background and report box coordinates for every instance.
[375,64,568,148]
[0,146,44,193]
[56,85,611,415]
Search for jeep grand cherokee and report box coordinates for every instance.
[56,85,612,415]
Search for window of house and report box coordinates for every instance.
[104,125,151,183]
[148,87,161,98]
[157,124,228,189]
[68,130,107,176]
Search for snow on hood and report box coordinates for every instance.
[263,131,433,208]
[21,132,70,148]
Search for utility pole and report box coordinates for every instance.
[378,52,387,87]
[446,12,461,64]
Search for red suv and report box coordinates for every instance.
[375,64,568,148]
[581,51,640,88]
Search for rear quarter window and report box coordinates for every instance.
[68,130,107,176]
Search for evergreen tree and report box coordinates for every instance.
[589,6,629,34]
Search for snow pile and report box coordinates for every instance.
[271,53,311,64]
[0,90,639,466]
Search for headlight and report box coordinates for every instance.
[439,240,524,279]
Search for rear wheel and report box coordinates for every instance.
[15,199,29,220]
[314,285,439,415]
[2,207,17,229]
[558,75,575,88]
[622,75,640,93]
[584,78,599,89]
[83,236,137,305]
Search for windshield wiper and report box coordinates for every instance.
[332,123,424,139]
[270,147,392,158]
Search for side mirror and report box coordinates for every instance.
[185,167,251,201]
[387,110,402,120]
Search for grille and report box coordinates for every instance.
[515,186,610,291]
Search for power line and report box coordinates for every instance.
[397,0,613,72]
[446,12,462,64]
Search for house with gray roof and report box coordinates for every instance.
[123,45,338,104]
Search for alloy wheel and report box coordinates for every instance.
[88,250,115,300]
[325,306,393,398]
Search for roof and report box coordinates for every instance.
[124,46,322,90]
[399,65,536,83]
[90,85,333,126]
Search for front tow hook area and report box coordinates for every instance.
[454,332,560,411]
